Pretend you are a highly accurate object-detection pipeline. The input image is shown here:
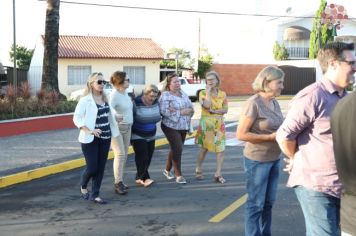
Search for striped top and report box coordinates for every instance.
[131,95,161,140]
[95,103,111,139]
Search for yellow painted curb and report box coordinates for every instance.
[0,132,196,189]
[209,193,248,223]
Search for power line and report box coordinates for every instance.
[37,0,355,20]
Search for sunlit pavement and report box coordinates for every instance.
[0,123,305,236]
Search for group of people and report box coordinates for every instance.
[72,41,356,236]
[238,41,355,236]
[72,69,229,203]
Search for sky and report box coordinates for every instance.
[0,0,355,66]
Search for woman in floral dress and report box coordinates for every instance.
[195,71,228,183]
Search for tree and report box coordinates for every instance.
[9,45,34,70]
[309,0,333,59]
[42,0,61,94]
[160,48,194,71]
[197,48,214,79]
[273,41,289,60]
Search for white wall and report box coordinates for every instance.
[58,58,161,96]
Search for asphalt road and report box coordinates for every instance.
[0,124,305,236]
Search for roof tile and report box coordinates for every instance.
[57,35,164,59]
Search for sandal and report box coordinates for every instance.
[214,176,226,184]
[195,170,204,180]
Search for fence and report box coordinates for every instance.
[287,47,309,59]
[3,67,28,86]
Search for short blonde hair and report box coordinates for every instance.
[252,66,285,92]
[83,72,108,102]
[206,71,220,87]
[143,84,159,95]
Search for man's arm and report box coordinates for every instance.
[279,139,296,159]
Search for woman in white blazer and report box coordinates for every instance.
[73,72,119,204]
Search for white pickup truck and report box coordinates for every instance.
[158,77,206,101]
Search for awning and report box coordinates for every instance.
[283,26,311,41]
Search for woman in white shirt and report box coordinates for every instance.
[73,72,119,204]
[109,71,133,195]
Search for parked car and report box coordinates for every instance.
[69,83,135,100]
[157,77,205,101]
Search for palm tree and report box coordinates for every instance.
[41,0,60,93]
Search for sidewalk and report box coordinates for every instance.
[0,97,291,187]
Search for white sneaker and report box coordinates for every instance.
[163,170,174,180]
[176,176,187,184]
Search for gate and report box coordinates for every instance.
[279,65,315,95]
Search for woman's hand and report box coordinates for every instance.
[90,129,102,137]
[269,132,277,141]
[283,157,294,174]
[181,108,194,116]
[115,114,123,123]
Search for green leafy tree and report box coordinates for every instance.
[273,41,289,60]
[309,0,333,59]
[9,45,34,70]
[160,48,193,70]
[197,48,214,79]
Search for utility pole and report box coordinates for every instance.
[198,18,201,61]
[13,0,17,89]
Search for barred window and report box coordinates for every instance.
[123,66,145,85]
[67,66,91,85]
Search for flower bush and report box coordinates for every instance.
[0,82,77,121]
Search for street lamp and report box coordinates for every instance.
[175,52,179,73]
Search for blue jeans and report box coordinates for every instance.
[80,137,111,199]
[244,157,280,236]
[294,186,340,236]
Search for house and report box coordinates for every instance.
[275,13,356,59]
[28,35,164,96]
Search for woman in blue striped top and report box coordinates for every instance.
[131,85,161,187]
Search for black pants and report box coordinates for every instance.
[161,123,187,177]
[132,139,155,181]
[80,137,111,199]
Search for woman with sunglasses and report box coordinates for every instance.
[73,72,120,204]
[109,71,133,195]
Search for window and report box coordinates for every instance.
[123,66,145,85]
[67,66,91,85]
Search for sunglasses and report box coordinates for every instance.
[339,60,356,66]
[96,80,107,85]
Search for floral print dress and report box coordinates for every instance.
[195,90,228,153]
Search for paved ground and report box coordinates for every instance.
[0,98,304,236]
[0,124,304,236]
[0,99,291,177]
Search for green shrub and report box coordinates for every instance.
[273,41,289,61]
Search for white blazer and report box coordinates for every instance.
[73,94,120,143]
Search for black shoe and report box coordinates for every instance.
[114,182,127,195]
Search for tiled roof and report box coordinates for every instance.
[57,35,164,59]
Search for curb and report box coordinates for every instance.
[0,132,196,189]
